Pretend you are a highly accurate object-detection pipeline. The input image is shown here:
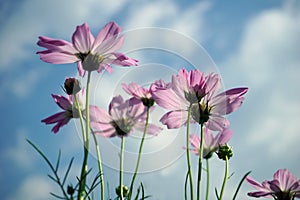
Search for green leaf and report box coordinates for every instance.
[232,171,251,200]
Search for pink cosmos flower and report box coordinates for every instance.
[41,89,85,133]
[37,21,138,76]
[246,169,300,199]
[189,128,233,159]
[152,68,248,131]
[122,82,153,100]
[152,68,221,129]
[89,95,162,137]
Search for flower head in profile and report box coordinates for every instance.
[122,82,158,108]
[246,169,300,200]
[37,21,138,76]
[41,87,85,133]
[189,128,233,159]
[89,95,162,137]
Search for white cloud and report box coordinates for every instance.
[0,0,129,72]
[4,128,35,169]
[124,0,211,40]
[7,175,57,200]
[221,0,300,174]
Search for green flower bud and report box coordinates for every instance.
[115,185,129,197]
[217,144,233,161]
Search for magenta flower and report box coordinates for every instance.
[247,169,300,199]
[41,89,85,133]
[122,82,153,100]
[152,68,221,129]
[152,68,248,130]
[122,82,160,108]
[89,95,162,137]
[37,21,138,76]
[189,128,233,159]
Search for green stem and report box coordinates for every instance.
[74,95,85,145]
[128,107,150,200]
[197,124,204,200]
[120,136,125,200]
[78,71,92,200]
[92,132,105,200]
[205,159,210,200]
[186,105,194,200]
[219,156,228,200]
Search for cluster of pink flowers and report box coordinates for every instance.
[37,21,299,200]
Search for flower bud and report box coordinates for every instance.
[64,77,81,95]
[115,185,129,197]
[217,144,233,161]
[67,184,75,196]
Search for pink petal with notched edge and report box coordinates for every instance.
[72,23,95,53]
[41,112,68,124]
[110,52,138,66]
[204,73,222,99]
[128,99,146,121]
[134,122,162,136]
[211,88,248,115]
[246,176,273,197]
[92,21,122,52]
[160,110,188,129]
[88,105,112,123]
[77,62,85,77]
[122,83,148,99]
[204,114,229,131]
[215,128,233,146]
[37,36,77,54]
[271,169,299,191]
[189,134,200,149]
[38,51,79,64]
[51,117,71,134]
[152,88,188,110]
[90,121,116,137]
[41,112,71,134]
[97,63,113,74]
[95,35,123,55]
[51,94,72,110]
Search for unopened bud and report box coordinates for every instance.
[217,144,233,161]
[115,185,129,197]
[67,184,75,196]
[64,77,81,95]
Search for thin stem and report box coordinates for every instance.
[128,106,150,200]
[197,124,204,200]
[119,136,125,200]
[205,159,210,200]
[219,156,229,200]
[74,95,85,145]
[186,105,194,200]
[78,71,92,200]
[91,132,105,200]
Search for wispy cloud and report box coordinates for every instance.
[221,0,300,179]
[7,175,57,200]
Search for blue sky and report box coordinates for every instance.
[1,0,300,199]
